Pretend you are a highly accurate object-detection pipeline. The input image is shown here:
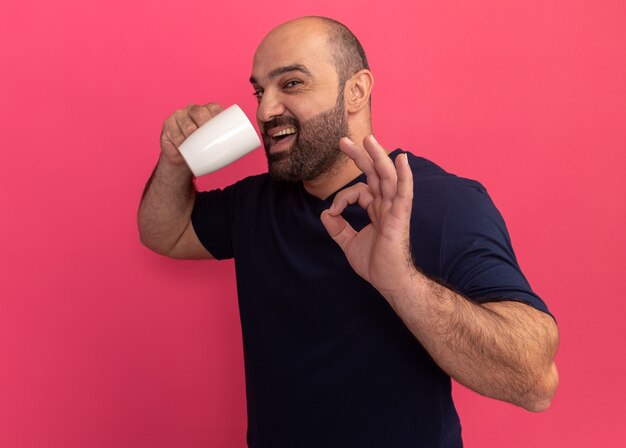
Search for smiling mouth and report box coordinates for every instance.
[266,127,297,152]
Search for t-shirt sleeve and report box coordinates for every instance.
[190,186,236,260]
[439,183,550,315]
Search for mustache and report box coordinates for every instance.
[263,116,300,135]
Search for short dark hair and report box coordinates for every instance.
[315,17,370,86]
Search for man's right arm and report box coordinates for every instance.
[137,103,224,259]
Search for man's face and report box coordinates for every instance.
[250,22,348,182]
[260,89,347,183]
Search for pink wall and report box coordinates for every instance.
[1,0,624,446]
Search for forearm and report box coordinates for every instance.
[138,157,196,255]
[323,137,559,410]
[385,270,559,411]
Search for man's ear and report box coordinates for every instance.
[344,69,374,114]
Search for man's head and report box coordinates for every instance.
[249,17,373,182]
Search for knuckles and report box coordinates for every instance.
[160,102,224,147]
[205,102,224,115]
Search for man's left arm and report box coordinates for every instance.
[385,272,559,412]
[320,136,559,412]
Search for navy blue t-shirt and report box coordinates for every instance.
[191,150,549,448]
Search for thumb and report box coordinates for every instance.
[320,210,357,250]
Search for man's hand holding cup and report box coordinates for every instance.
[160,103,260,177]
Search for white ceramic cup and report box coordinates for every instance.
[178,104,261,177]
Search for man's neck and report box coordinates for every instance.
[303,127,385,200]
[302,156,363,200]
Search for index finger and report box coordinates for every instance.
[362,135,398,202]
[188,103,224,128]
[339,137,381,198]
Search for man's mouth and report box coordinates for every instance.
[266,126,297,153]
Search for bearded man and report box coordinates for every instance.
[138,16,559,448]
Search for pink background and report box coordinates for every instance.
[1,0,625,446]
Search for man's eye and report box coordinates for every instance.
[252,90,263,101]
[284,80,302,89]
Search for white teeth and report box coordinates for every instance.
[271,127,296,137]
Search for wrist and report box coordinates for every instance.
[378,258,425,307]
[156,155,194,183]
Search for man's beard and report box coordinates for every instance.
[262,93,348,183]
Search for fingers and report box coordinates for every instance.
[160,116,184,150]
[189,103,224,127]
[389,153,414,219]
[187,105,212,127]
[177,103,224,140]
[328,182,374,216]
[321,147,414,256]
[161,103,224,150]
[340,135,399,202]
[320,210,358,251]
[321,182,372,251]
[339,137,381,198]
[363,135,398,202]
[175,108,198,139]
[339,135,414,222]
[205,103,224,117]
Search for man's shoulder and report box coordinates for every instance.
[394,149,487,199]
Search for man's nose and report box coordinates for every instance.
[257,90,286,124]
